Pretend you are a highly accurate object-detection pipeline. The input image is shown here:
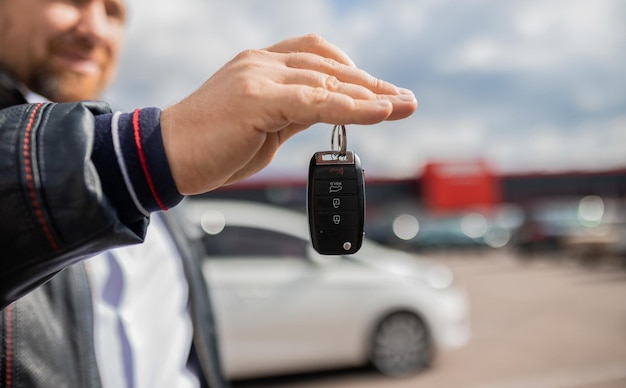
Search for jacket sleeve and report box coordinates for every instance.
[0,101,149,309]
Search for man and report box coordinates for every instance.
[0,0,417,387]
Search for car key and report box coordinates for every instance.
[307,125,365,255]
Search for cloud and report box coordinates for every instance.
[104,0,626,179]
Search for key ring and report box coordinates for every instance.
[331,124,347,158]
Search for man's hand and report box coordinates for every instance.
[160,34,417,195]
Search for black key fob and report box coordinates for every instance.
[307,150,365,255]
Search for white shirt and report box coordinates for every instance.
[87,216,200,388]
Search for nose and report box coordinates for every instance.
[75,2,110,44]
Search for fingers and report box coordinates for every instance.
[276,67,379,101]
[266,83,416,126]
[264,34,405,98]
[258,34,418,126]
[275,56,400,99]
[273,66,418,119]
[262,35,417,122]
[280,52,400,96]
[269,65,417,125]
[264,33,356,67]
[264,50,417,124]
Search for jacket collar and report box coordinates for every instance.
[0,67,28,109]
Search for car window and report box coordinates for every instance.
[201,226,308,258]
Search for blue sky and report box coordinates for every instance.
[105,0,626,180]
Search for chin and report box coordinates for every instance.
[34,71,105,102]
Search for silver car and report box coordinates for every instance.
[182,199,470,380]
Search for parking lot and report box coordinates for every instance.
[233,250,626,388]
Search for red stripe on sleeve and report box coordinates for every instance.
[132,109,168,211]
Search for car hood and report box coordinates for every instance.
[349,241,455,289]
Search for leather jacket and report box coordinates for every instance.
[0,73,226,387]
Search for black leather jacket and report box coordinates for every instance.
[0,74,226,387]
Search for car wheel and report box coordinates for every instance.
[369,311,433,377]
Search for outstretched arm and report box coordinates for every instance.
[161,34,417,195]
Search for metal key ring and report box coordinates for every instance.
[331,124,347,158]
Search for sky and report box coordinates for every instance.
[104,0,626,181]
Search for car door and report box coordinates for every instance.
[200,225,359,378]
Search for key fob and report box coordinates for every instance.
[307,150,365,255]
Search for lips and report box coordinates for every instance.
[53,49,102,75]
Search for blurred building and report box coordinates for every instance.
[193,162,626,255]
[195,162,626,210]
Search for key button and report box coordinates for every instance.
[315,211,359,227]
[314,165,357,180]
[314,196,358,211]
[314,179,358,196]
[315,227,360,254]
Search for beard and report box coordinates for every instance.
[28,33,117,103]
[30,63,107,102]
